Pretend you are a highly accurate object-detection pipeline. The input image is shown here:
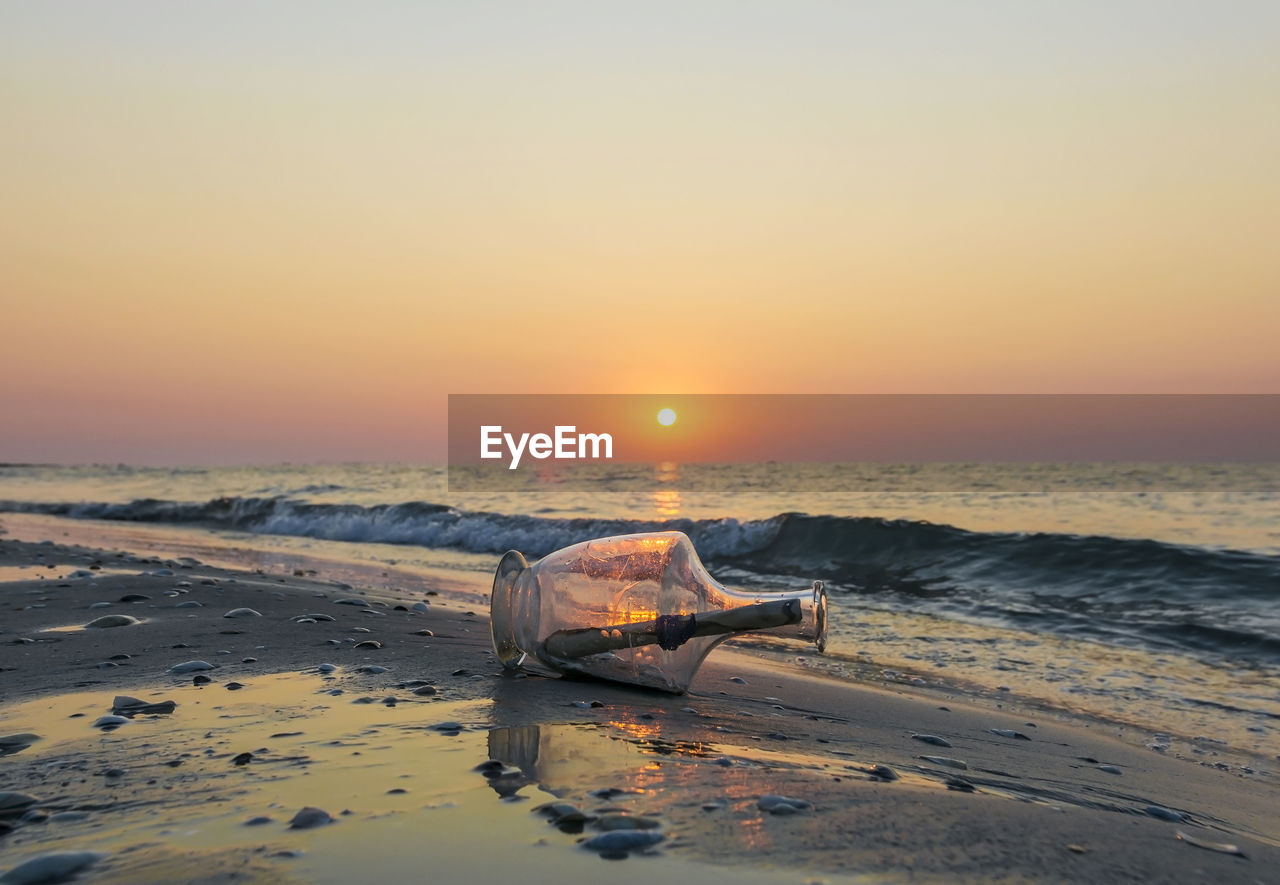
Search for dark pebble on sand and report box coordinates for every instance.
[243,816,272,826]
[945,777,976,792]
[288,806,333,829]
[225,682,245,691]
[0,851,107,884]
[1098,765,1123,775]
[413,686,438,696]
[1145,805,1187,822]
[912,733,952,747]
[868,765,899,781]
[354,641,382,649]
[91,715,129,731]
[232,752,253,766]
[0,792,40,814]
[988,728,1031,740]
[757,795,812,815]
[580,830,664,859]
[118,594,150,603]
[193,675,212,686]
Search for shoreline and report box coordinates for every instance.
[2,536,1278,883]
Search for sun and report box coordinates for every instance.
[656,407,677,427]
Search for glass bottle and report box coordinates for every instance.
[490,531,827,693]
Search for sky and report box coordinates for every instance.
[2,2,1278,464]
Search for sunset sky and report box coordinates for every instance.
[2,2,1277,464]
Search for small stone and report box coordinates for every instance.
[1098,764,1122,775]
[167,660,215,674]
[0,792,39,813]
[1145,805,1187,822]
[728,676,748,684]
[868,765,898,780]
[111,696,176,715]
[413,686,438,696]
[0,734,41,756]
[232,752,253,766]
[0,851,107,884]
[988,728,1031,740]
[243,816,272,826]
[225,682,245,691]
[91,715,129,730]
[288,806,332,829]
[580,830,664,857]
[911,734,952,747]
[757,795,812,814]
[84,614,141,629]
[223,608,261,619]
[193,675,212,686]
[317,663,337,673]
[354,640,382,649]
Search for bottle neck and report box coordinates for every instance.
[541,580,827,660]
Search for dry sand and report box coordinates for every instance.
[1,537,1277,884]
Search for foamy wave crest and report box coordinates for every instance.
[0,496,782,560]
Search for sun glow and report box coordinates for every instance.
[657,408,677,427]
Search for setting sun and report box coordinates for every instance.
[657,408,677,427]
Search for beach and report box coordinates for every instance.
[2,530,1276,884]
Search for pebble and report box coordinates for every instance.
[911,734,952,747]
[225,682,245,691]
[84,614,141,629]
[580,830,664,858]
[243,816,272,826]
[728,676,748,684]
[317,663,338,674]
[111,697,176,715]
[352,627,371,633]
[0,851,107,885]
[0,793,39,813]
[91,715,129,730]
[413,686,438,696]
[232,752,253,765]
[287,806,333,829]
[868,765,898,781]
[176,601,203,608]
[412,602,430,612]
[1098,764,1123,775]
[757,795,812,815]
[0,734,41,756]
[429,721,463,732]
[354,640,382,649]
[118,593,150,603]
[919,755,968,770]
[69,569,95,579]
[192,675,212,686]
[335,598,367,606]
[292,613,335,622]
[945,776,976,792]
[88,602,113,609]
[988,728,1031,740]
[223,608,261,619]
[1145,805,1187,822]
[167,660,215,674]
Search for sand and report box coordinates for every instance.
[1,536,1277,884]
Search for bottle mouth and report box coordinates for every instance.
[490,550,529,668]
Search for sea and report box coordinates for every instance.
[1,462,1277,759]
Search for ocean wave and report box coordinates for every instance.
[3,495,1277,662]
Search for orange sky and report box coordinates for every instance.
[2,3,1277,464]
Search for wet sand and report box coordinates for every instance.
[1,537,1277,883]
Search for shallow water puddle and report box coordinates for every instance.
[1,674,882,884]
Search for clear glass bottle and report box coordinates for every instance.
[491,531,827,693]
